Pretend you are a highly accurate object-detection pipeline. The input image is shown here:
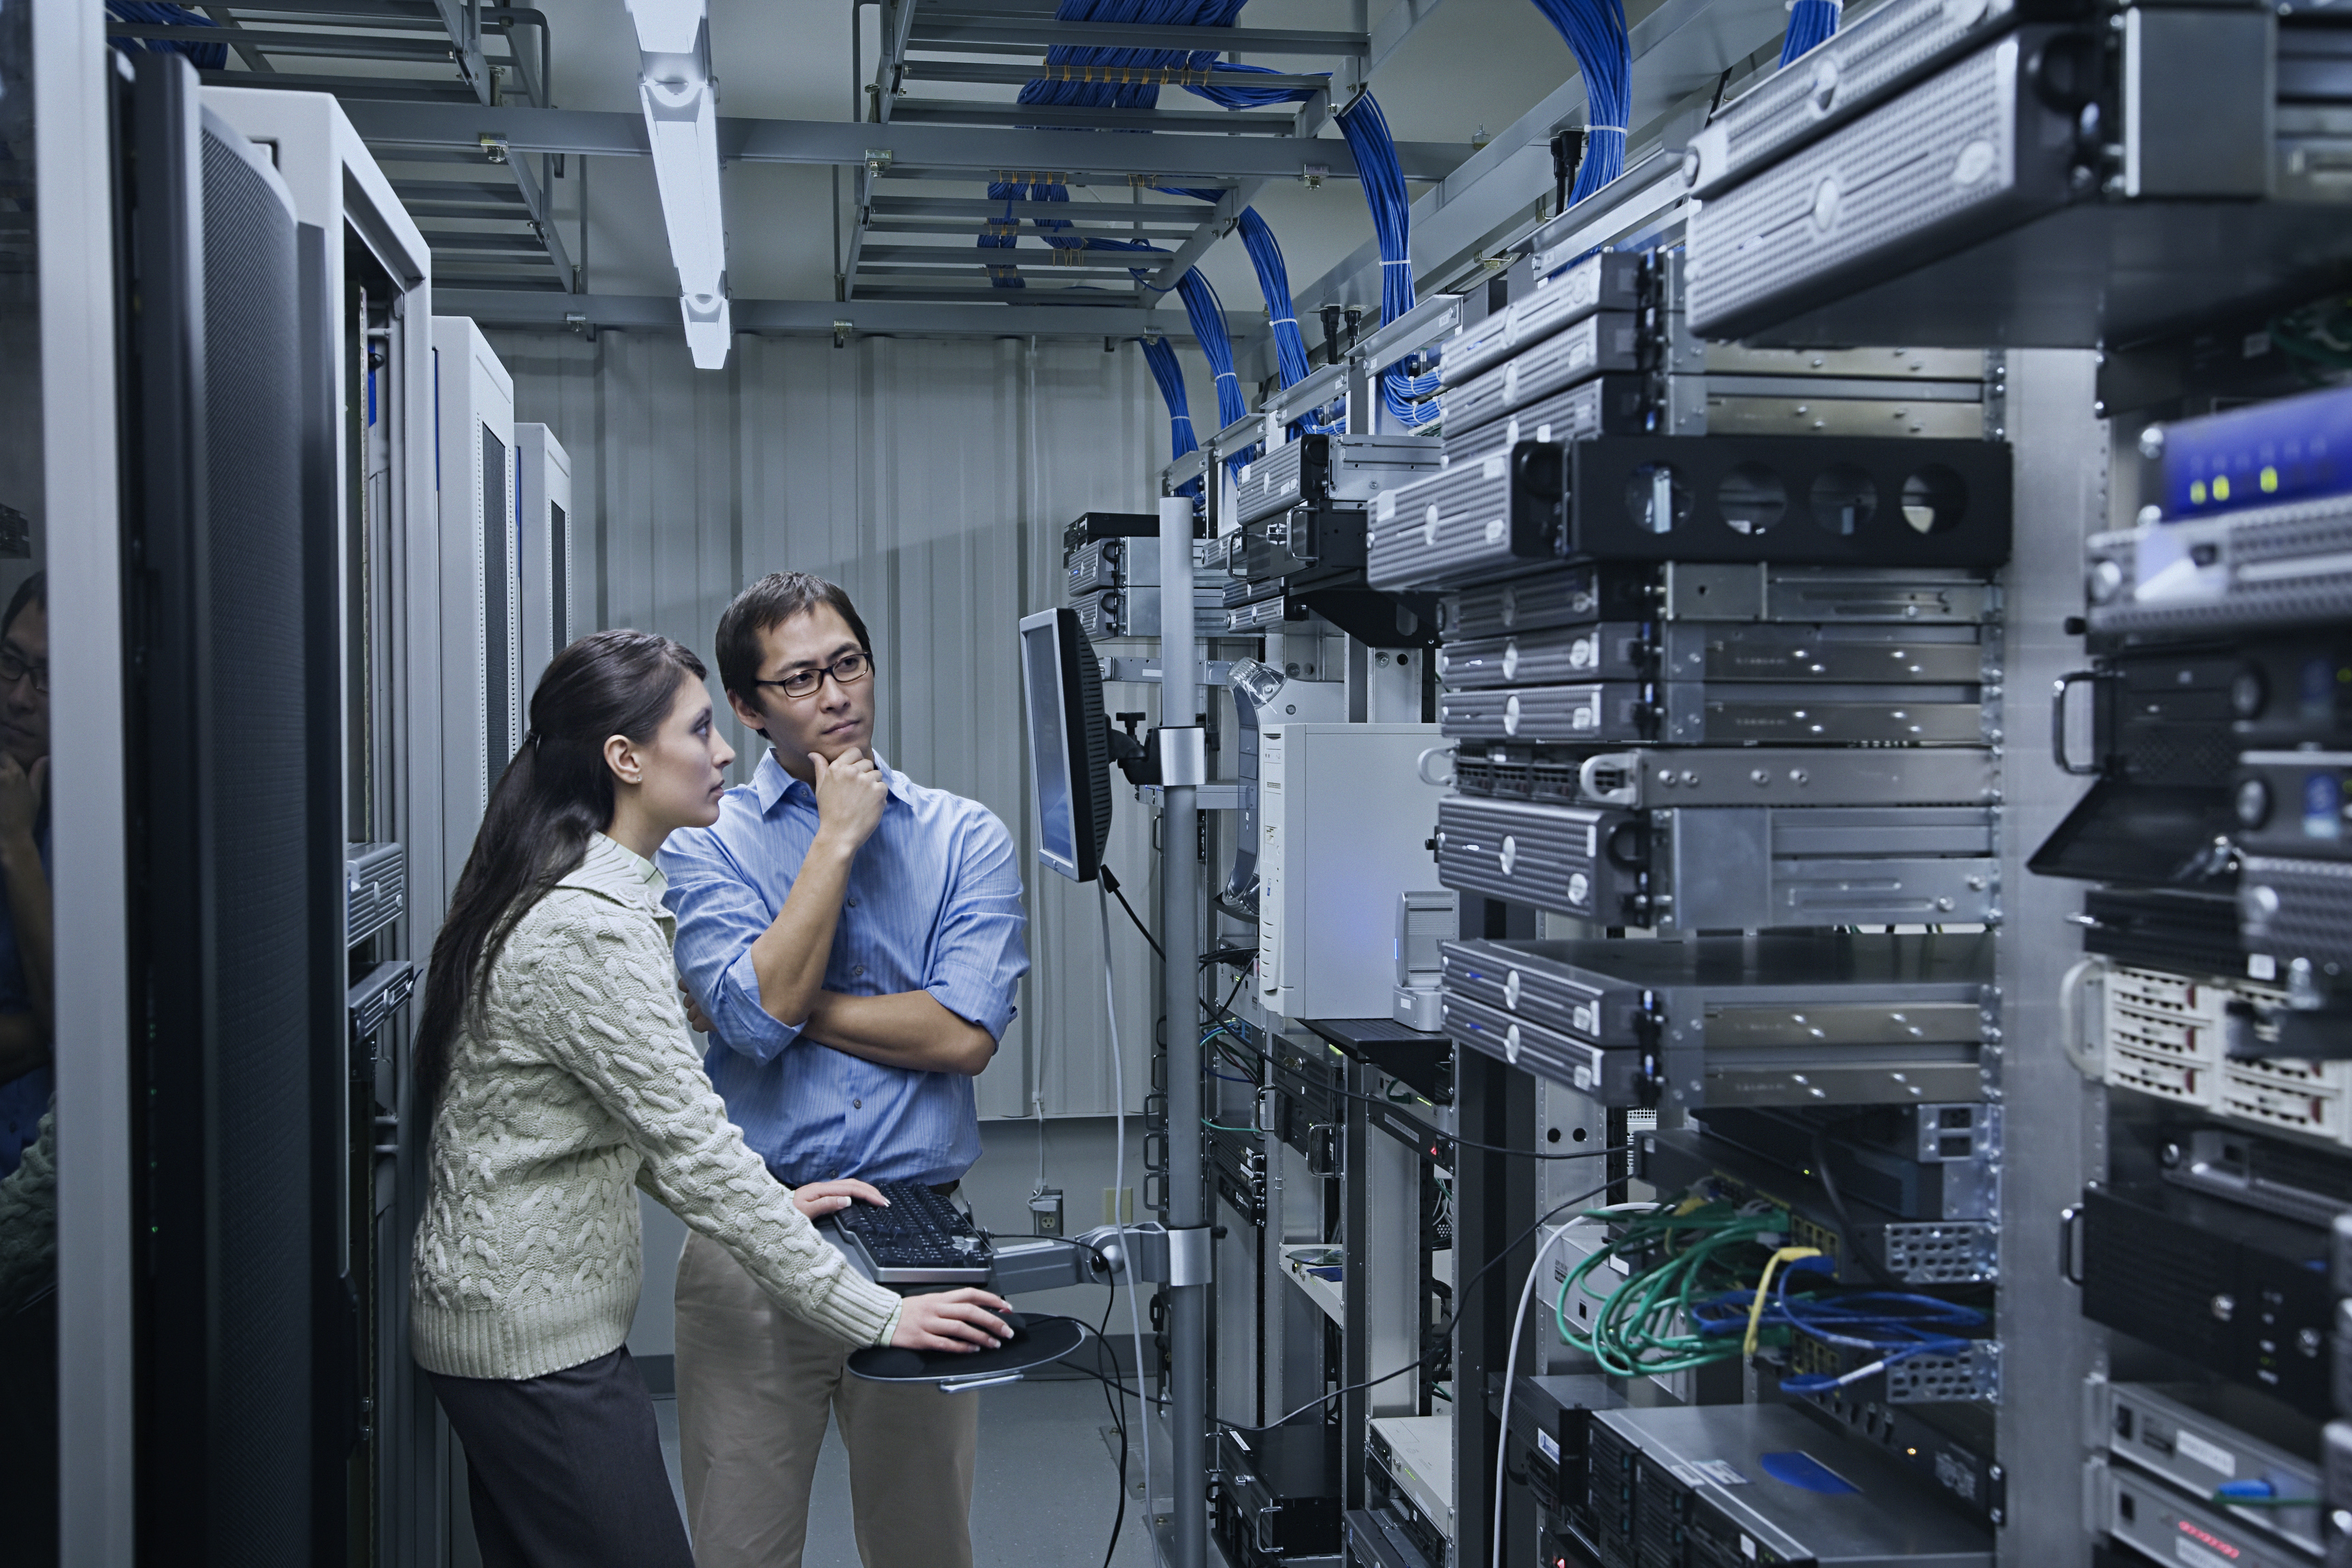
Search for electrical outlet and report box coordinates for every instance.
[1029,1186,1064,1237]
[1103,1186,1134,1225]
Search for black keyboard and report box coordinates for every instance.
[820,1180,994,1285]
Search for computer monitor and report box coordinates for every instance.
[1018,606,1114,883]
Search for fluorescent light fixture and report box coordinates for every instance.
[640,77,724,295]
[637,74,729,368]
[682,292,731,371]
[623,0,704,57]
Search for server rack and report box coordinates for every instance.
[514,421,571,698]
[1146,219,2105,1568]
[201,85,443,1568]
[430,316,518,841]
[117,56,336,1564]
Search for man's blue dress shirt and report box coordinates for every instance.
[660,750,1028,1189]
[0,817,51,1178]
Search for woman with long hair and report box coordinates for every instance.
[409,630,1009,1568]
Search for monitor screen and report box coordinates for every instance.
[1019,606,1111,882]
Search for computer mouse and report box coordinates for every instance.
[997,1310,1029,1345]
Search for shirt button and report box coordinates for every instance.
[853,1098,863,1109]
[848,897,859,908]
[851,965,865,978]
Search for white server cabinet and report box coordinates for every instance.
[198,86,448,1568]
[514,421,572,696]
[432,317,518,839]
[1255,723,1447,1019]
[203,88,439,888]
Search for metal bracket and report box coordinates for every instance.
[1886,1340,2001,1404]
[1136,782,1241,811]
[1101,657,1235,686]
[1168,1225,1214,1287]
[1071,1221,1174,1283]
[1881,1221,2001,1285]
[937,1370,1026,1394]
[1157,726,1208,787]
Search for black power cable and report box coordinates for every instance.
[1097,1285,1129,1568]
[1097,866,1163,961]
[1812,1127,1902,1288]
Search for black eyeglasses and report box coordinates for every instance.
[0,649,47,696]
[754,650,871,701]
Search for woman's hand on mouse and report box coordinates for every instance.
[892,1288,1013,1353]
[788,1178,886,1222]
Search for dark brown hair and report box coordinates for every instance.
[413,629,707,1108]
[715,572,873,713]
[3,572,44,637]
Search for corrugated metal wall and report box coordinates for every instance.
[485,326,1182,1121]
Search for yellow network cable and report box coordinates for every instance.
[1743,1247,1824,1357]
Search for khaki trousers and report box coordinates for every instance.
[673,1229,978,1568]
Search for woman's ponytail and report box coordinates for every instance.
[412,630,708,1109]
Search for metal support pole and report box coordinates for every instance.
[1158,493,1209,1568]
[1453,931,1536,1568]
[1342,1058,1371,1510]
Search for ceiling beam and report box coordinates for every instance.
[1142,181,1261,299]
[871,195,1201,225]
[103,21,455,59]
[1368,0,1450,78]
[907,13,1367,57]
[872,0,919,125]
[899,60,1331,92]
[865,215,1193,237]
[334,102,1470,183]
[391,179,531,205]
[197,69,479,101]
[433,288,1250,341]
[884,101,1299,134]
[858,260,1151,279]
[199,7,278,74]
[202,0,441,15]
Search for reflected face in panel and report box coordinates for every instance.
[731,606,876,775]
[0,601,49,770]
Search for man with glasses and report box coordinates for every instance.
[0,574,51,1180]
[658,572,1028,1568]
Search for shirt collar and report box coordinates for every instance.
[559,832,670,914]
[753,747,917,815]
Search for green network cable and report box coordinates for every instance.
[1554,1202,1784,1379]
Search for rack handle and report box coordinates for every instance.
[2051,670,2105,776]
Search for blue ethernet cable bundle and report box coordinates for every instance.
[1527,0,1633,204]
[1780,0,1842,64]
[1335,94,1442,430]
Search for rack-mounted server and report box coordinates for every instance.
[1368,435,2013,590]
[1434,794,2000,929]
[1441,932,1994,1111]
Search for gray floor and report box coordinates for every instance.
[652,1378,1160,1568]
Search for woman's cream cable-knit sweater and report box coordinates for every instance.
[410,833,904,1380]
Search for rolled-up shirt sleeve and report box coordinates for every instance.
[660,827,804,1065]
[924,810,1029,1040]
